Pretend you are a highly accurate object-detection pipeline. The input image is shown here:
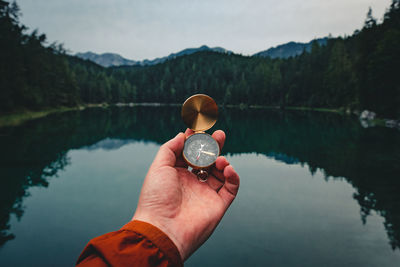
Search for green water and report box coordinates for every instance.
[0,107,399,266]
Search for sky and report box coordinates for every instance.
[16,0,391,60]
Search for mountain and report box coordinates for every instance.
[76,39,329,68]
[75,52,138,67]
[75,45,232,67]
[253,37,328,58]
[139,45,232,66]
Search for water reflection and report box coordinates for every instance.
[0,107,399,250]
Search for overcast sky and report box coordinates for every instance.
[16,0,391,60]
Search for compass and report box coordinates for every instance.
[181,94,219,182]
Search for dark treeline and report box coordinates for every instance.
[0,1,78,110]
[0,0,399,117]
[0,0,134,110]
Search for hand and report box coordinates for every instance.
[132,129,240,261]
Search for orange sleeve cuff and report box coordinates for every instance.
[121,220,183,267]
[77,220,183,267]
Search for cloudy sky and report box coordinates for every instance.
[17,0,391,60]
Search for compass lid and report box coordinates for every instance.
[181,94,218,132]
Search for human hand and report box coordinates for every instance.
[132,129,240,261]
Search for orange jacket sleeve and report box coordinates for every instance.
[76,220,183,267]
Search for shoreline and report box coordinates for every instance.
[0,106,80,128]
[0,103,394,129]
[0,104,109,128]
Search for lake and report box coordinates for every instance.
[0,107,399,267]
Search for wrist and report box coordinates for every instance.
[122,220,184,267]
[131,215,188,261]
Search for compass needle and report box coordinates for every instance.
[201,151,216,156]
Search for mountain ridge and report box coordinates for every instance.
[76,45,232,67]
[75,51,138,67]
[253,37,328,58]
[75,39,329,67]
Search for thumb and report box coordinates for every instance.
[151,132,185,169]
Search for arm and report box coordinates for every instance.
[77,129,240,265]
[76,220,182,267]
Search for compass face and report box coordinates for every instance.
[183,133,219,168]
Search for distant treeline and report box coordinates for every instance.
[0,0,399,117]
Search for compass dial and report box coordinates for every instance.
[183,133,219,168]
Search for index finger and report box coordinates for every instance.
[212,130,225,152]
[184,128,195,137]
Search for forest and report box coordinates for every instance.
[0,0,399,117]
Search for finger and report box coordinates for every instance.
[212,130,225,151]
[215,156,229,171]
[218,165,240,208]
[184,128,195,137]
[206,157,228,189]
[151,132,185,169]
[211,168,225,183]
[206,175,224,192]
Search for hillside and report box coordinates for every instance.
[253,38,328,58]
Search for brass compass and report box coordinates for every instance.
[181,94,219,182]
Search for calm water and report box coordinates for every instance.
[0,107,399,267]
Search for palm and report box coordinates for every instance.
[133,130,240,261]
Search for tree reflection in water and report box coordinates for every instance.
[0,107,399,249]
